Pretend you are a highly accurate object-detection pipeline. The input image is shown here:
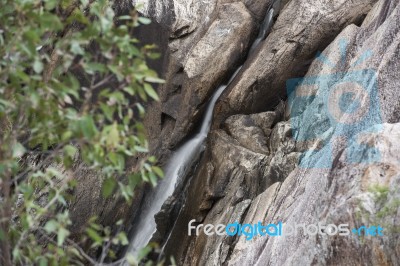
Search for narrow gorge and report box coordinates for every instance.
[129,0,400,265]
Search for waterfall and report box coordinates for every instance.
[125,138,205,256]
[249,9,274,55]
[249,0,281,55]
[124,0,280,261]
[125,80,233,257]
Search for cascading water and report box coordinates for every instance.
[124,0,280,260]
[248,1,281,55]
[125,81,233,257]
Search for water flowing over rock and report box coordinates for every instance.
[98,0,400,264]
[127,82,233,256]
[126,0,278,258]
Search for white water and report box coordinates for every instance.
[124,0,280,261]
[126,66,245,258]
[126,137,205,256]
[248,0,282,55]
[249,8,274,55]
[126,79,237,256]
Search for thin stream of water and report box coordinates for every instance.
[124,0,281,261]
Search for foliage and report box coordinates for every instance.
[368,185,400,233]
[355,184,400,241]
[0,0,163,264]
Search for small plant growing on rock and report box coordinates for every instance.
[355,184,400,240]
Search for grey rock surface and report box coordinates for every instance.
[168,2,255,146]
[213,0,378,127]
[229,122,400,265]
[224,114,270,155]
[158,0,400,265]
[162,129,269,264]
[144,1,258,155]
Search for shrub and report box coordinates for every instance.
[0,0,163,264]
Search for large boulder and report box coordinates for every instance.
[144,1,258,158]
[213,0,378,127]
[229,123,400,265]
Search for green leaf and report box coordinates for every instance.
[108,152,125,169]
[106,123,120,147]
[128,173,142,188]
[86,63,107,73]
[118,15,132,21]
[33,60,44,74]
[152,166,164,178]
[144,76,165,84]
[126,254,137,265]
[64,145,78,158]
[100,11,114,31]
[0,99,15,109]
[143,83,159,101]
[62,131,73,141]
[117,232,129,245]
[79,115,98,139]
[134,145,148,153]
[108,65,124,81]
[40,13,63,30]
[30,92,40,108]
[137,245,152,261]
[148,156,157,163]
[136,103,145,116]
[102,178,116,198]
[12,142,26,158]
[44,0,58,10]
[68,247,84,260]
[149,172,158,187]
[86,228,102,244]
[44,220,58,233]
[39,257,48,266]
[123,86,135,96]
[138,17,151,25]
[147,52,161,60]
[58,195,67,206]
[12,248,20,261]
[57,227,70,246]
[100,103,114,121]
[70,41,84,55]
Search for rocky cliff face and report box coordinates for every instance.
[133,0,400,265]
